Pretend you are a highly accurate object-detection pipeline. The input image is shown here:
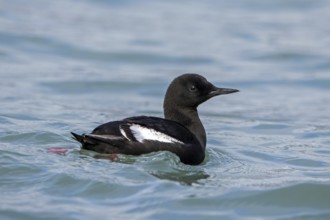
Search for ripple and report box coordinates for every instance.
[0,31,213,65]
[236,183,330,209]
[80,150,209,185]
[1,0,330,219]
[0,131,67,145]
[285,158,328,168]
[41,81,151,94]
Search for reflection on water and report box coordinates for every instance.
[81,149,210,185]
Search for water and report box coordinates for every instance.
[1,0,330,219]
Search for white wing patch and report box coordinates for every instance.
[129,124,183,144]
[120,127,129,140]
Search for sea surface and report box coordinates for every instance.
[1,0,330,219]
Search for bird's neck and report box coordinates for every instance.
[164,106,206,147]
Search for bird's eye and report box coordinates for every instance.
[189,85,197,92]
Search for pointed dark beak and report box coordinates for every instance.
[209,87,239,97]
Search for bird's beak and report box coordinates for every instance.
[209,87,239,97]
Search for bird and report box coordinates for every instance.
[71,73,238,165]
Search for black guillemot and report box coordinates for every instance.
[71,73,238,165]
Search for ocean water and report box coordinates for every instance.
[1,0,330,219]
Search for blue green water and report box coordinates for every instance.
[1,0,330,219]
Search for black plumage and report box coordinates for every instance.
[72,73,238,165]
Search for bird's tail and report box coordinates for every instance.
[71,132,84,143]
